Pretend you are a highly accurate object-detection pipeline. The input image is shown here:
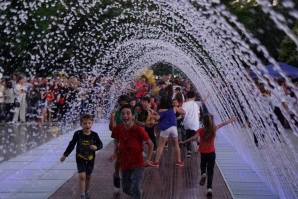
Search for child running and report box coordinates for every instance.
[109,95,152,192]
[60,114,103,199]
[148,96,186,167]
[180,114,236,196]
[108,104,154,199]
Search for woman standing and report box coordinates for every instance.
[13,76,27,123]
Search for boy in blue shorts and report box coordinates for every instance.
[60,114,103,199]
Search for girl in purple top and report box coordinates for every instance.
[148,96,186,167]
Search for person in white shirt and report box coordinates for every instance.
[13,76,27,123]
[182,90,210,158]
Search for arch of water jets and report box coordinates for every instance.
[1,0,298,198]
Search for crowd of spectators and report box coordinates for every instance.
[0,72,206,126]
[0,73,116,125]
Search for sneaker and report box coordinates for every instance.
[149,161,159,167]
[80,195,86,199]
[85,191,90,199]
[113,173,121,189]
[186,151,191,158]
[206,188,212,196]
[176,161,184,167]
[199,173,207,186]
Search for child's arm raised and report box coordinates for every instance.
[202,93,210,104]
[217,116,237,129]
[109,109,116,131]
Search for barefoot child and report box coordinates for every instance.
[60,114,103,199]
[180,114,236,196]
[108,104,153,199]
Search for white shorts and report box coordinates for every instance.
[160,126,178,138]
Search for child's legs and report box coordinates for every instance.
[177,126,183,141]
[78,172,86,194]
[155,136,168,162]
[121,170,133,196]
[147,127,157,151]
[77,161,94,193]
[168,126,181,162]
[131,167,144,199]
[206,152,216,189]
[115,153,120,177]
[170,136,181,162]
[200,153,208,175]
[85,161,94,191]
[185,129,196,151]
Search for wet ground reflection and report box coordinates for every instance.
[0,122,78,163]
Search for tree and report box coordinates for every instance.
[278,20,298,67]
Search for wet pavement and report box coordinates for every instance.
[0,122,77,164]
[0,121,296,198]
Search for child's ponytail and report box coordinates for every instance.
[202,114,216,145]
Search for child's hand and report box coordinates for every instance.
[60,155,66,163]
[90,145,97,150]
[230,115,237,122]
[179,141,184,145]
[146,122,154,128]
[108,154,117,162]
[110,109,116,117]
[144,158,150,165]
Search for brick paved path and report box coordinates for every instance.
[49,141,232,199]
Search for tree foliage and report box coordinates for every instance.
[278,20,298,67]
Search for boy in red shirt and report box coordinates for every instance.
[108,104,153,199]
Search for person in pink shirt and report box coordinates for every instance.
[135,76,149,103]
[180,114,236,196]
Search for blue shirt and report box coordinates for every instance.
[158,108,177,131]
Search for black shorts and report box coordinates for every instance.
[77,161,94,175]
